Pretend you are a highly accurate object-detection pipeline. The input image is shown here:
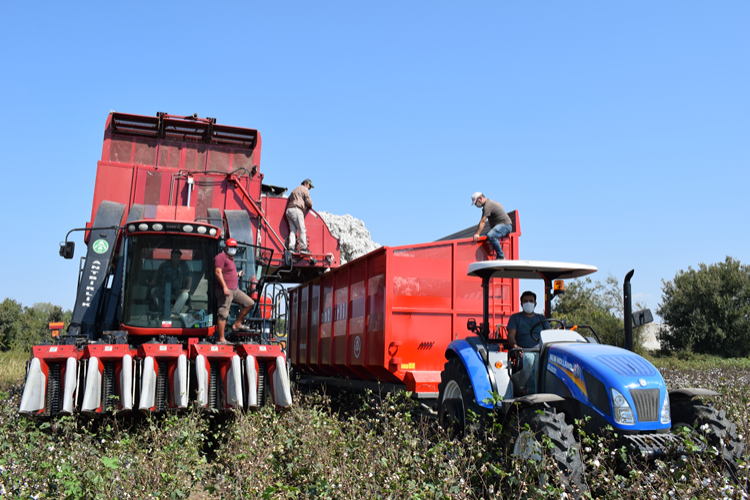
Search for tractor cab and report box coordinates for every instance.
[465,260,598,397]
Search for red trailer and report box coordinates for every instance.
[288,212,521,398]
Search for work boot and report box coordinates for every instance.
[300,247,312,255]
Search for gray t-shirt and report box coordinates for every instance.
[482,199,512,228]
[507,312,549,348]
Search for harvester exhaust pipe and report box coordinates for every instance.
[624,269,634,351]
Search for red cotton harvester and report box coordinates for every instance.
[20,111,341,416]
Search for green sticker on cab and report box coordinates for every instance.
[92,239,109,254]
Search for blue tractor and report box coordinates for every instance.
[438,261,744,492]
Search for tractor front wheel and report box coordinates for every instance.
[671,400,744,482]
[510,408,587,497]
[437,357,488,436]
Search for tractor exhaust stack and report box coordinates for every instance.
[624,269,634,351]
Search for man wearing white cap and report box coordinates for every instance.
[470,192,512,260]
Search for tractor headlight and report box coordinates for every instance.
[660,395,671,425]
[610,388,635,425]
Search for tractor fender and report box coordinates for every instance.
[669,388,721,404]
[445,339,495,409]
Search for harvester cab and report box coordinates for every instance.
[19,110,349,418]
[439,260,744,491]
[21,205,292,417]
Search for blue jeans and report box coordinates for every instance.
[486,224,512,259]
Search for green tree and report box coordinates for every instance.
[657,257,750,358]
[0,298,24,351]
[0,299,72,352]
[552,275,647,351]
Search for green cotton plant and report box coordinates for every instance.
[1,360,749,499]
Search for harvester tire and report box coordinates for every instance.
[437,357,487,436]
[671,400,745,482]
[510,408,587,498]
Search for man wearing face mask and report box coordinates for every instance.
[470,192,512,260]
[507,291,549,394]
[214,238,254,343]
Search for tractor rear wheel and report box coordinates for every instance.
[671,400,744,482]
[510,408,587,497]
[437,357,488,436]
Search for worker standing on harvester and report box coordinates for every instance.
[286,179,314,254]
[214,239,255,343]
[471,192,512,260]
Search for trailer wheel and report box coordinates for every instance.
[671,400,745,482]
[437,357,487,436]
[510,408,587,497]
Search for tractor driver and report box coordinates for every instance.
[507,291,549,395]
[149,248,192,317]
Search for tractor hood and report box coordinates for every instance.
[545,342,670,432]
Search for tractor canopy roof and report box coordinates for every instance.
[467,260,598,281]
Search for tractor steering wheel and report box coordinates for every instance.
[529,318,565,342]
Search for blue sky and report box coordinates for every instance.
[1,2,748,320]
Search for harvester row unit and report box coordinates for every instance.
[20,339,291,415]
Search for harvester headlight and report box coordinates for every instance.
[197,226,207,234]
[183,224,194,233]
[138,223,149,231]
[152,223,163,231]
[661,395,671,425]
[610,388,635,425]
[128,224,136,233]
[209,228,217,236]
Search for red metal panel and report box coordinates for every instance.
[195,180,216,221]
[109,136,133,163]
[390,312,452,372]
[332,267,357,377]
[208,146,232,173]
[174,206,196,222]
[299,284,309,368]
[157,141,182,168]
[90,163,134,226]
[184,143,208,170]
[391,244,453,310]
[347,261,372,379]
[365,252,390,379]
[317,275,337,375]
[289,286,299,365]
[308,282,322,374]
[133,138,158,166]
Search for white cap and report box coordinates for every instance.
[471,192,483,205]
